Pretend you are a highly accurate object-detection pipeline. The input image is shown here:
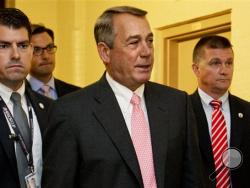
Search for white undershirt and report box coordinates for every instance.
[0,82,43,187]
[198,88,231,143]
[106,73,149,135]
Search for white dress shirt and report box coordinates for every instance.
[0,82,43,187]
[106,73,149,135]
[198,88,231,143]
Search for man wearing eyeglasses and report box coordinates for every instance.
[27,24,80,100]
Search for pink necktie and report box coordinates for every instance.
[210,100,230,188]
[41,84,51,98]
[130,93,157,188]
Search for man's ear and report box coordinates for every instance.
[192,63,199,76]
[97,42,111,65]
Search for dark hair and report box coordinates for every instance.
[0,8,31,39]
[193,35,233,63]
[94,6,147,48]
[31,24,54,41]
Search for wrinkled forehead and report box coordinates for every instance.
[112,13,152,36]
[202,46,234,60]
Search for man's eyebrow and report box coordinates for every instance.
[0,40,11,44]
[147,32,154,38]
[0,40,30,43]
[126,32,154,42]
[126,35,141,42]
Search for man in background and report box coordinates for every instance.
[0,8,51,188]
[27,24,80,99]
[190,35,250,188]
[42,6,204,188]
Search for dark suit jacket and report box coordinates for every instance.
[190,90,250,188]
[0,87,52,188]
[54,78,81,98]
[42,75,204,188]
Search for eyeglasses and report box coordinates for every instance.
[33,44,57,56]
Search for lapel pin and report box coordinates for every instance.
[238,113,243,118]
[39,102,44,109]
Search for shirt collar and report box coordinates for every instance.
[198,88,229,106]
[27,74,55,91]
[0,81,25,105]
[106,72,145,102]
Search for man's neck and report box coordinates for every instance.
[1,80,24,91]
[31,74,52,84]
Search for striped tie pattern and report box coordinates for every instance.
[130,93,157,188]
[210,100,230,188]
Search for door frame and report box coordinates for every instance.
[156,9,231,88]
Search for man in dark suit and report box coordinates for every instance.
[42,6,204,188]
[0,8,52,188]
[190,35,250,188]
[27,24,80,99]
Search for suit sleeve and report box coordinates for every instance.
[42,101,78,188]
[182,96,206,188]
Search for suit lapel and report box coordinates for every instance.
[229,95,244,148]
[92,77,143,187]
[190,91,215,169]
[54,79,63,97]
[144,83,169,188]
[25,88,48,135]
[0,99,18,178]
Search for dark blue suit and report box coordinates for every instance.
[0,87,52,188]
[190,90,250,188]
[42,75,204,188]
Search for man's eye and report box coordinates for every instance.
[34,47,42,52]
[129,41,138,45]
[226,61,233,66]
[0,43,10,49]
[147,38,154,47]
[210,60,221,65]
[148,38,153,43]
[47,46,54,51]
[18,43,29,49]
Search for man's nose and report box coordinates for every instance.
[11,44,20,59]
[140,42,152,57]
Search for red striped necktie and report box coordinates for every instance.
[210,100,230,188]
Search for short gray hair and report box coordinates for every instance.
[94,6,147,48]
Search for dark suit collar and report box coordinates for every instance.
[228,94,244,148]
[25,87,48,135]
[92,75,144,187]
[191,91,246,170]
[92,75,168,187]
[0,106,18,178]
[0,82,26,174]
[190,90,215,170]
[0,86,49,182]
[144,83,169,188]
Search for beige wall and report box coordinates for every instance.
[16,0,250,100]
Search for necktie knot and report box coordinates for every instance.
[11,92,22,106]
[210,99,222,109]
[130,93,141,105]
[41,84,51,97]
